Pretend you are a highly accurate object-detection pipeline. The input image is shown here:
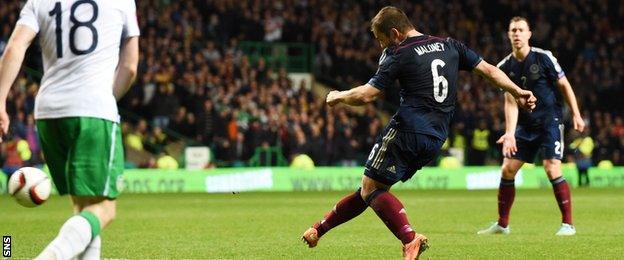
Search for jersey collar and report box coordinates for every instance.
[399,35,430,46]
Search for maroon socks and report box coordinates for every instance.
[315,188,368,237]
[367,190,415,245]
[497,178,516,228]
[314,175,572,242]
[496,176,573,228]
[551,176,573,224]
[314,188,416,245]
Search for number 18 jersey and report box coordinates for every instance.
[368,35,482,140]
[18,0,140,122]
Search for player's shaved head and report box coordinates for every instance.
[371,6,414,37]
[509,16,531,31]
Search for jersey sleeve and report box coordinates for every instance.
[16,0,40,33]
[122,0,140,38]
[367,48,400,90]
[447,38,482,71]
[540,50,565,81]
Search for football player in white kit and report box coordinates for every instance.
[0,0,139,259]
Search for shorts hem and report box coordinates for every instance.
[364,167,396,186]
[67,193,119,200]
[541,156,562,161]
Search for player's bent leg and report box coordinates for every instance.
[544,159,575,235]
[301,173,391,248]
[361,175,428,259]
[71,196,117,228]
[34,212,95,260]
[70,200,103,260]
[300,167,393,248]
[360,174,391,199]
[478,158,523,234]
[35,197,114,260]
[73,197,116,259]
[302,187,368,248]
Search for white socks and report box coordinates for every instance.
[77,236,101,260]
[36,215,92,260]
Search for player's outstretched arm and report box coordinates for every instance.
[557,76,585,132]
[0,25,37,142]
[326,84,381,107]
[497,92,519,158]
[472,60,536,111]
[113,37,140,101]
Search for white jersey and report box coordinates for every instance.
[17,0,140,122]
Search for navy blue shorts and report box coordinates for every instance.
[364,124,443,185]
[511,123,564,163]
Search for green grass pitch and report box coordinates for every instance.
[1,188,623,259]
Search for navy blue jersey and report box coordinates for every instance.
[497,47,565,127]
[368,35,482,140]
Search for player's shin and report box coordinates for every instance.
[551,176,573,224]
[314,188,368,237]
[497,178,516,228]
[35,211,100,260]
[367,189,415,244]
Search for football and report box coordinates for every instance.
[7,167,52,208]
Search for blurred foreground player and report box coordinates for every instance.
[301,6,536,259]
[477,17,584,236]
[0,0,139,258]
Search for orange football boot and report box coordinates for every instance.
[301,227,320,248]
[402,233,429,260]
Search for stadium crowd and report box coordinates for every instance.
[0,0,622,170]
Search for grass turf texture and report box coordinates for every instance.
[1,188,623,259]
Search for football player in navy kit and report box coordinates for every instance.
[301,7,536,259]
[477,17,585,236]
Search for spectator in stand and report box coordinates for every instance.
[125,120,148,152]
[145,126,168,155]
[469,120,490,165]
[570,128,594,187]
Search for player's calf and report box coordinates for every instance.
[36,211,101,260]
[74,197,117,228]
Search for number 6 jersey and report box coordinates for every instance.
[368,35,482,140]
[18,0,140,123]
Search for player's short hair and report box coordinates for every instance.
[509,16,531,30]
[371,6,414,36]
